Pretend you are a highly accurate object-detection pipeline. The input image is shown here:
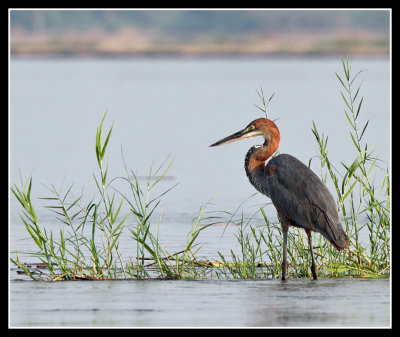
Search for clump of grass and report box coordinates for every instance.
[310,55,390,277]
[10,114,215,280]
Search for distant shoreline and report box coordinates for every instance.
[10,32,390,59]
[10,52,389,60]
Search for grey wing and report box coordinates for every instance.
[266,154,348,250]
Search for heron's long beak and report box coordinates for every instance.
[210,127,260,147]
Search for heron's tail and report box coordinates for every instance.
[331,229,349,250]
[324,223,349,251]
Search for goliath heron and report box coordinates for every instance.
[210,118,349,280]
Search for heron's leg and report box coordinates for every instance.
[281,227,288,281]
[306,229,318,280]
[278,213,289,281]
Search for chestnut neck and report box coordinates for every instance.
[244,128,280,196]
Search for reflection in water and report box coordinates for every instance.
[245,279,390,327]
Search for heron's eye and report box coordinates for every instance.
[245,125,256,133]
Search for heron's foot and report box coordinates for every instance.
[281,263,288,281]
[311,263,318,280]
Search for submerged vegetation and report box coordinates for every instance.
[10,57,390,281]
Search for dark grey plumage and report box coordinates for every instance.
[245,152,348,250]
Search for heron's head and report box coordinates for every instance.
[210,118,280,147]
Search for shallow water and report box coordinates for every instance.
[9,57,391,328]
[10,277,390,327]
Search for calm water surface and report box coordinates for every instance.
[10,57,391,327]
[10,278,390,327]
[10,57,390,216]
